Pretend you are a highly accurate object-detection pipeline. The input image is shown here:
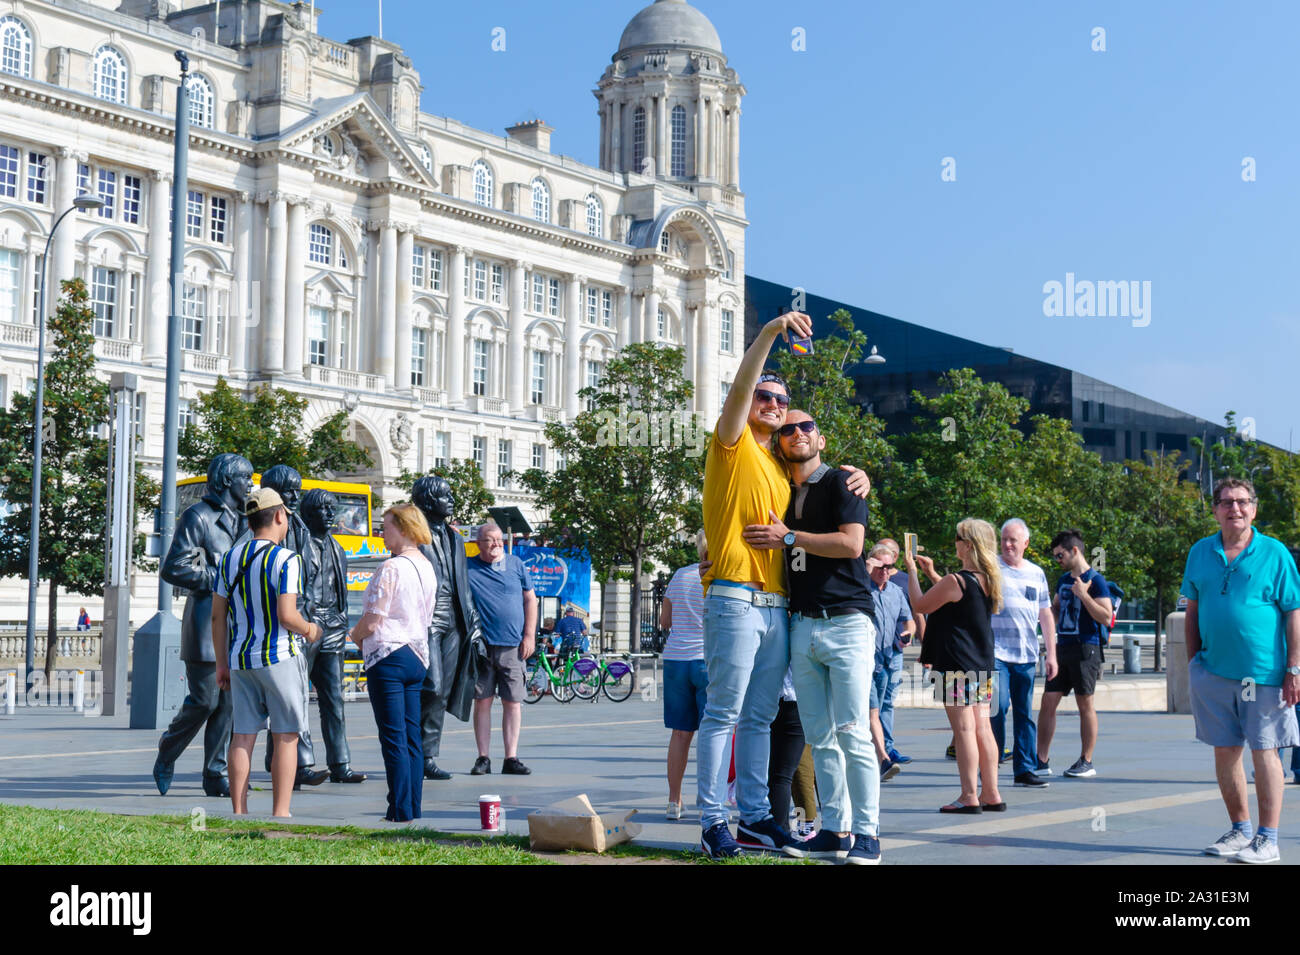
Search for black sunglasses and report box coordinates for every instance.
[754,389,791,407]
[778,420,817,437]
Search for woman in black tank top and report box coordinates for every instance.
[905,519,1005,813]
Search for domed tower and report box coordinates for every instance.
[596,0,745,189]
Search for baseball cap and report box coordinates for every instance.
[244,487,284,516]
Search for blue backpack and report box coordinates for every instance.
[1097,582,1124,647]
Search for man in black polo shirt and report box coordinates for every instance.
[743,409,881,865]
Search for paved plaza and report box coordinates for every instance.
[3,679,1299,865]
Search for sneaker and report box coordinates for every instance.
[880,759,902,781]
[501,757,531,775]
[888,748,913,765]
[845,833,882,866]
[1203,829,1252,857]
[666,801,683,821]
[1232,832,1280,864]
[470,756,491,775]
[999,749,1013,765]
[701,822,744,859]
[794,821,817,840]
[1014,772,1050,788]
[945,744,957,760]
[1064,758,1096,778]
[782,829,850,860]
[736,815,796,851]
[1036,758,1052,776]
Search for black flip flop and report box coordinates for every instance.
[980,801,1008,812]
[939,802,983,814]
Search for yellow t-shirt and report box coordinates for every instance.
[701,426,791,594]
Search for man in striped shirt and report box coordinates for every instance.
[212,488,322,818]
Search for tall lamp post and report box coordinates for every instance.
[24,193,104,691]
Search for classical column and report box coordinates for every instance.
[376,222,397,383]
[656,95,668,177]
[697,297,716,422]
[696,93,709,179]
[507,259,527,411]
[261,193,287,374]
[611,100,622,172]
[394,226,413,391]
[51,149,84,306]
[644,285,661,343]
[446,245,467,406]
[683,299,697,384]
[229,191,251,372]
[728,107,741,186]
[143,168,171,363]
[283,198,306,376]
[564,273,583,420]
[616,289,631,348]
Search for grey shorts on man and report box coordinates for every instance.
[231,655,310,735]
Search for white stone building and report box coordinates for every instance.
[0,0,747,623]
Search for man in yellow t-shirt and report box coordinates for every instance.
[696,310,871,857]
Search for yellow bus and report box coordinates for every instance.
[176,474,388,558]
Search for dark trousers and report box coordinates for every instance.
[768,698,807,829]
[368,645,426,822]
[157,661,232,781]
[421,624,461,759]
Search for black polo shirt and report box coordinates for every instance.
[784,464,873,617]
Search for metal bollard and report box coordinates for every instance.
[1122,635,1141,675]
[4,671,14,715]
[73,670,85,712]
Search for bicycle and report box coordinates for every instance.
[524,649,590,704]
[592,655,635,702]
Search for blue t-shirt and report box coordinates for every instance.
[1055,567,1110,645]
[554,616,588,652]
[1180,529,1300,686]
[466,554,535,647]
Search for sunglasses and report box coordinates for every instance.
[778,420,817,437]
[754,389,791,407]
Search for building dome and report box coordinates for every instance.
[617,0,723,57]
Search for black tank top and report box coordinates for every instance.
[920,569,995,673]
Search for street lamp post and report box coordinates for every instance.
[24,193,104,691]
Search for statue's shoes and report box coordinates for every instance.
[330,767,368,783]
[152,757,173,795]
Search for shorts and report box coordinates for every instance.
[231,656,309,735]
[870,665,889,710]
[663,659,709,731]
[1044,641,1102,697]
[474,643,527,703]
[1188,656,1300,750]
[937,670,995,706]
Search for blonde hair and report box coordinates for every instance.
[696,529,708,561]
[956,517,1002,614]
[384,503,433,546]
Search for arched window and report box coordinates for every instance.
[308,223,335,266]
[585,194,602,238]
[0,16,33,78]
[472,160,493,207]
[659,229,671,255]
[632,106,646,173]
[531,177,550,223]
[186,74,214,129]
[93,46,128,105]
[670,105,687,177]
[415,142,432,172]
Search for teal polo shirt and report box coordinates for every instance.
[1179,528,1300,686]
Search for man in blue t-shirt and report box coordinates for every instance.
[553,608,589,656]
[1037,529,1112,779]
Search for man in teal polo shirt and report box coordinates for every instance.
[1182,477,1300,865]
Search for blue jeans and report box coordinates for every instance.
[880,652,904,751]
[990,658,1038,777]
[789,612,880,836]
[367,645,426,822]
[696,589,790,830]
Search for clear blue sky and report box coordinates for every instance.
[321,0,1300,449]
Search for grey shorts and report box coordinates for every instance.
[1188,656,1300,750]
[231,655,309,735]
[474,644,526,703]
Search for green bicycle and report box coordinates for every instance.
[524,649,591,704]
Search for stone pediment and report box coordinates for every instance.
[277,94,437,189]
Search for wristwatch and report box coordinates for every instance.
[1286,666,1300,676]
[783,531,796,547]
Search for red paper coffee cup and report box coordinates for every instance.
[479,794,502,831]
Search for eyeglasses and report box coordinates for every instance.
[1215,498,1255,510]
[778,420,817,437]
[1222,563,1240,594]
[754,389,791,407]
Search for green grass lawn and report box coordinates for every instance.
[0,805,800,865]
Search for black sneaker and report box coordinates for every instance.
[736,815,795,851]
[470,756,491,775]
[502,757,532,775]
[845,834,882,866]
[1035,758,1052,776]
[1064,758,1096,778]
[701,822,744,859]
[782,829,850,860]
[1014,772,1050,788]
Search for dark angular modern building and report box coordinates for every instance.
[745,276,1229,466]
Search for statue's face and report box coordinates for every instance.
[229,468,254,503]
[279,486,301,514]
[429,485,454,520]
[303,499,335,535]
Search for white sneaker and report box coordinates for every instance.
[666,801,683,821]
[1203,829,1253,857]
[1232,833,1280,864]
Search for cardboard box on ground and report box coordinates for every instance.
[527,794,642,853]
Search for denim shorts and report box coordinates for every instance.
[663,659,709,731]
[1189,656,1300,750]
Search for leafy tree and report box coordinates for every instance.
[0,279,159,675]
[517,343,704,650]
[395,459,495,526]
[178,377,371,477]
[1189,412,1248,498]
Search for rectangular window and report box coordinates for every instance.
[209,196,227,243]
[96,169,116,219]
[0,249,20,323]
[432,329,444,387]
[133,393,145,441]
[548,277,560,316]
[472,436,486,476]
[531,443,545,471]
[0,373,8,410]
[122,174,141,224]
[0,145,19,198]
[185,190,203,239]
[429,248,443,291]
[77,163,91,197]
[721,381,730,402]
[308,223,332,265]
[585,360,601,411]
[26,152,47,204]
[339,312,351,368]
[586,287,598,325]
[530,350,547,405]
[411,245,425,287]
[473,260,487,300]
[127,273,140,341]
[497,439,512,488]
[181,283,205,350]
[463,258,470,298]
[213,288,228,354]
[720,308,733,353]
[601,290,613,328]
[30,253,42,323]
[411,327,427,387]
[723,251,734,281]
[90,267,117,338]
[657,307,666,338]
[472,339,489,396]
[531,274,544,313]
[178,399,195,432]
[490,262,504,304]
[434,431,450,468]
[308,306,329,366]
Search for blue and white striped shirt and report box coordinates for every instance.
[214,539,304,670]
[991,557,1050,664]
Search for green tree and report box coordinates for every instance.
[178,377,371,477]
[517,343,704,650]
[0,279,159,675]
[395,459,495,526]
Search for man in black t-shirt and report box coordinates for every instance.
[743,410,881,865]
